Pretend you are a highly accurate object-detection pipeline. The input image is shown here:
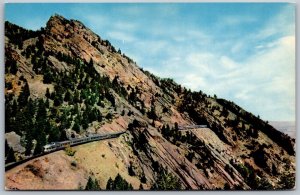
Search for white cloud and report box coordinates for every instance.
[230,41,244,54]
[225,36,295,120]
[136,40,169,57]
[145,33,295,121]
[114,21,137,31]
[255,5,295,40]
[181,74,208,91]
[186,53,214,70]
[75,4,295,121]
[220,15,256,26]
[220,56,238,70]
[235,89,251,101]
[107,31,137,43]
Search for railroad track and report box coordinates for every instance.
[5,131,126,171]
[178,125,207,131]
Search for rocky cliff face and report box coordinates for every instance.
[5,14,295,190]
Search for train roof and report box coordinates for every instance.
[59,140,71,144]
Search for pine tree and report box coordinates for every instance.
[224,183,231,190]
[25,134,33,156]
[151,167,182,190]
[45,98,50,108]
[139,183,143,190]
[85,176,101,190]
[73,118,81,133]
[106,178,113,190]
[64,90,71,102]
[257,178,273,190]
[27,98,37,117]
[5,102,13,133]
[33,99,48,154]
[128,162,135,176]
[5,140,10,155]
[174,122,179,131]
[74,90,80,103]
[5,140,16,164]
[13,109,27,135]
[106,174,133,190]
[17,98,37,141]
[54,96,62,107]
[48,125,61,143]
[5,146,16,164]
[45,88,51,98]
[34,129,46,155]
[43,68,53,84]
[59,129,68,141]
[147,105,157,120]
[9,60,18,74]
[18,81,30,107]
[140,173,147,184]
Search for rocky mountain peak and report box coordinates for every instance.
[46,14,68,32]
[48,14,67,23]
[46,15,73,37]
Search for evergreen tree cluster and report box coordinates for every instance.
[160,123,192,145]
[5,40,138,161]
[217,98,295,156]
[106,174,133,190]
[151,165,183,190]
[5,81,62,157]
[5,21,42,49]
[230,160,267,189]
[278,173,295,189]
[5,57,18,74]
[5,140,16,164]
[5,23,165,163]
[85,176,101,190]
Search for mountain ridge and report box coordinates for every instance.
[5,14,295,190]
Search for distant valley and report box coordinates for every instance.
[270,121,296,139]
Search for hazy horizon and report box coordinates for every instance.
[269,121,296,138]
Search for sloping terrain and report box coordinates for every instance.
[5,14,295,190]
[5,151,88,190]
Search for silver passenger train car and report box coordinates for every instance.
[43,131,125,153]
[178,125,207,130]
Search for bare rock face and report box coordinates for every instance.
[5,14,295,190]
[42,15,188,126]
[5,132,25,155]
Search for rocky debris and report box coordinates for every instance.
[5,132,25,154]
[192,129,248,188]
[28,75,54,99]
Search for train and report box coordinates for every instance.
[43,131,126,153]
[178,125,207,130]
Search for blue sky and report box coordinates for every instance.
[5,3,295,121]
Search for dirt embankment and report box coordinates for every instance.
[5,151,88,190]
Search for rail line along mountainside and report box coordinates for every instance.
[43,131,126,152]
